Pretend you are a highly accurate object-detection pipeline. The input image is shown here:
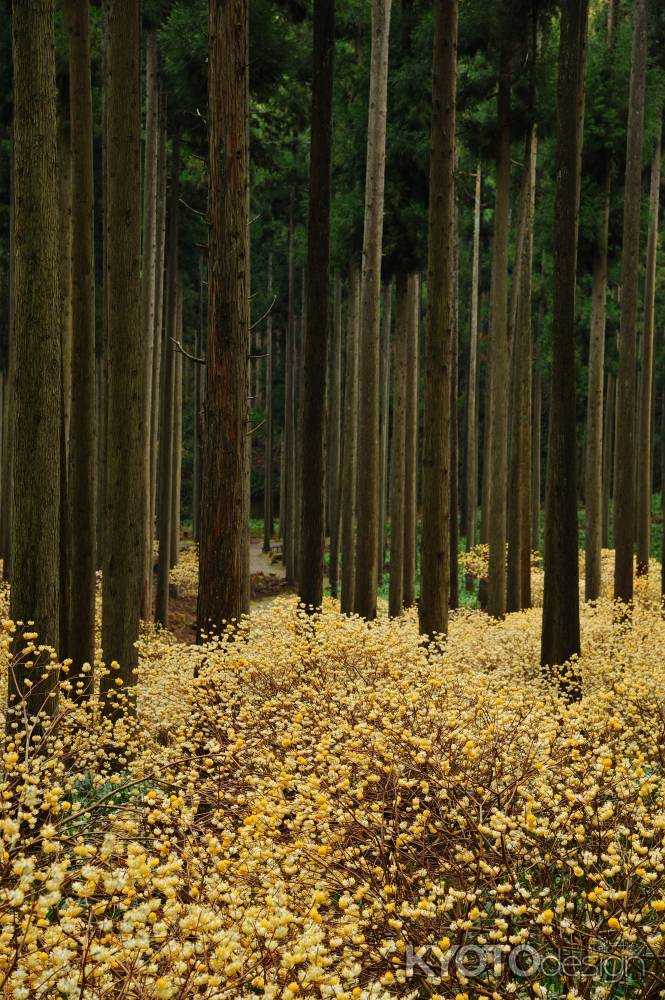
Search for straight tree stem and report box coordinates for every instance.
[419,0,457,638]
[541,0,589,680]
[614,0,648,605]
[354,0,392,619]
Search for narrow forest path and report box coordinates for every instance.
[164,538,289,642]
[249,539,285,579]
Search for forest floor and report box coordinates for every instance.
[3,551,665,997]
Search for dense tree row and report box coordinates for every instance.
[1,0,665,720]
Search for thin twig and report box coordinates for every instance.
[170,338,206,365]
[250,294,277,332]
[179,197,206,219]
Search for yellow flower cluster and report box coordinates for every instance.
[1,555,665,996]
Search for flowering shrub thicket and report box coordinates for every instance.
[2,558,665,996]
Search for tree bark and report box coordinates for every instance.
[9,0,61,721]
[279,430,285,540]
[518,137,536,611]
[294,274,305,587]
[479,307,492,609]
[155,139,180,628]
[531,347,541,552]
[541,0,589,678]
[378,281,392,583]
[403,272,419,607]
[140,30,160,616]
[0,375,4,566]
[170,286,183,569]
[96,352,105,570]
[636,123,661,576]
[328,271,342,594]
[65,0,97,680]
[340,266,360,614]
[419,0,456,638]
[0,370,10,575]
[614,0,647,605]
[584,0,616,600]
[299,0,334,608]
[193,255,205,542]
[465,165,481,563]
[507,126,537,612]
[58,119,72,661]
[101,0,142,709]
[354,0,391,619]
[602,371,615,549]
[263,253,274,553]
[2,140,15,584]
[661,390,665,597]
[150,107,168,568]
[450,203,459,610]
[198,0,250,635]
[97,0,110,578]
[584,234,610,599]
[389,273,408,616]
[284,199,296,582]
[487,52,511,619]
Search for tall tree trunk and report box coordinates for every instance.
[0,374,4,566]
[193,255,204,542]
[584,0,616,600]
[263,253,274,553]
[602,371,615,548]
[507,126,537,612]
[2,138,15,584]
[9,0,61,723]
[487,53,511,619]
[636,123,661,576]
[284,197,296,582]
[96,352,105,570]
[101,0,142,708]
[98,0,110,578]
[354,0,391,619]
[518,135,536,610]
[389,273,408,616]
[584,234,610,599]
[340,266,360,614]
[0,370,10,575]
[58,119,72,661]
[150,108,167,569]
[170,289,183,568]
[614,0,647,605]
[254,327,263,412]
[328,271,342,594]
[661,390,665,596]
[465,165,481,564]
[541,0,589,678]
[65,0,96,679]
[294,274,305,586]
[449,203,459,610]
[140,30,160,616]
[378,281,392,583]
[299,0,334,608]
[279,430,285,539]
[419,0,456,638]
[155,140,180,627]
[479,316,492,609]
[403,272,419,607]
[531,305,543,552]
[198,0,250,635]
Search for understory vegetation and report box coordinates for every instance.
[3,554,665,999]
